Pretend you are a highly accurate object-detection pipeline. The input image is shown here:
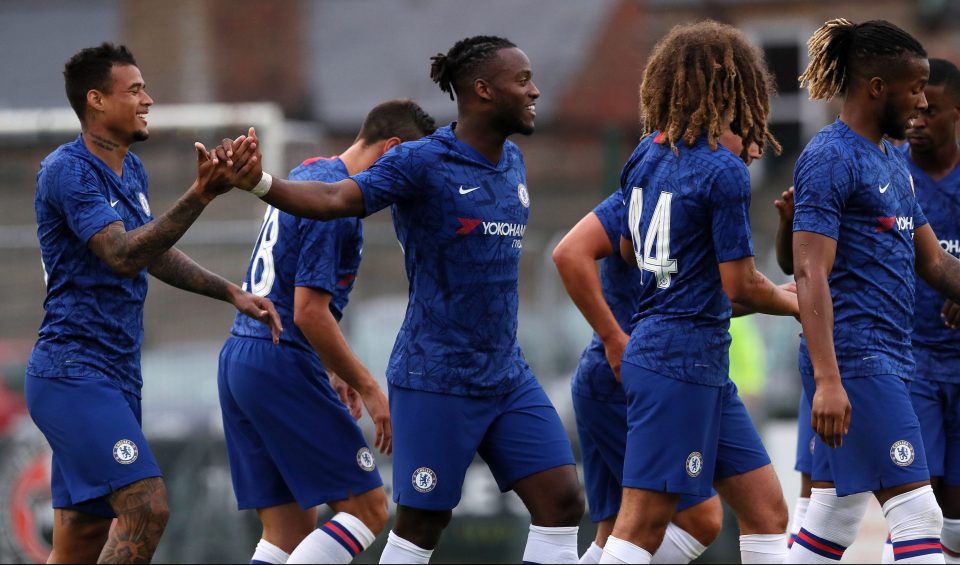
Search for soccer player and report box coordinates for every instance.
[552,189,726,564]
[901,58,960,564]
[221,36,585,564]
[25,43,281,564]
[788,20,960,564]
[604,21,799,564]
[217,99,436,565]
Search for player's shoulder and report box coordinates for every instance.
[289,156,349,183]
[38,139,99,190]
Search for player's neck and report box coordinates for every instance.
[910,140,960,182]
[839,102,884,148]
[452,116,507,165]
[81,127,129,175]
[338,140,377,176]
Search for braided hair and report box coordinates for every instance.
[639,20,781,156]
[430,35,517,100]
[799,19,927,100]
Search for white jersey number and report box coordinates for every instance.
[628,187,678,288]
[248,206,281,297]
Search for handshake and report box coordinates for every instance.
[193,127,272,201]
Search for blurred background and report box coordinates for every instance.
[1,0,958,562]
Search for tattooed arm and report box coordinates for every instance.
[87,139,257,278]
[917,224,960,302]
[149,247,282,342]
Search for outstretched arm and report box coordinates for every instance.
[88,139,256,277]
[774,187,795,275]
[148,248,282,342]
[217,128,365,220]
[793,230,850,448]
[553,212,628,380]
[294,286,391,454]
[718,256,798,317]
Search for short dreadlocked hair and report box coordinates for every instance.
[798,19,927,100]
[639,20,781,156]
[430,35,517,101]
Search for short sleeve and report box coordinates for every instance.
[294,217,342,295]
[592,192,625,250]
[45,160,121,243]
[710,161,755,262]
[351,145,421,217]
[793,145,855,240]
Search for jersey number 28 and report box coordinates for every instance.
[628,187,677,289]
[248,206,280,297]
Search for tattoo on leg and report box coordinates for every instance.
[97,477,169,564]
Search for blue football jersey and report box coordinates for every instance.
[231,156,362,356]
[793,120,927,380]
[904,146,960,383]
[351,124,533,397]
[28,135,153,395]
[571,192,633,403]
[618,134,755,386]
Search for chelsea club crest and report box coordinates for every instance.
[356,448,376,472]
[113,439,138,465]
[517,183,530,208]
[412,467,437,493]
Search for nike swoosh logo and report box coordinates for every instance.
[110,199,120,207]
[879,183,889,193]
[458,185,481,195]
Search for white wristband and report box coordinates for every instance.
[250,172,273,198]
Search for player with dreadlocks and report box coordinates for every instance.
[787,19,960,564]
[599,21,799,564]
[216,35,584,564]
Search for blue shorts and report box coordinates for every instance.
[218,337,383,510]
[801,372,929,496]
[25,372,162,518]
[572,391,715,522]
[390,377,575,511]
[620,362,771,498]
[910,378,960,486]
[795,389,816,475]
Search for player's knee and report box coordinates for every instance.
[541,484,585,527]
[361,495,389,535]
[739,492,789,534]
[680,507,723,546]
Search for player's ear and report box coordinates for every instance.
[380,136,402,155]
[87,89,106,113]
[474,77,494,102]
[867,76,885,99]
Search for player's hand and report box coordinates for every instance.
[231,290,283,343]
[774,186,795,223]
[603,330,629,383]
[218,127,264,191]
[942,299,960,329]
[330,372,362,420]
[360,387,392,455]
[811,379,850,448]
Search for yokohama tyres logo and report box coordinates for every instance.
[456,218,526,237]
